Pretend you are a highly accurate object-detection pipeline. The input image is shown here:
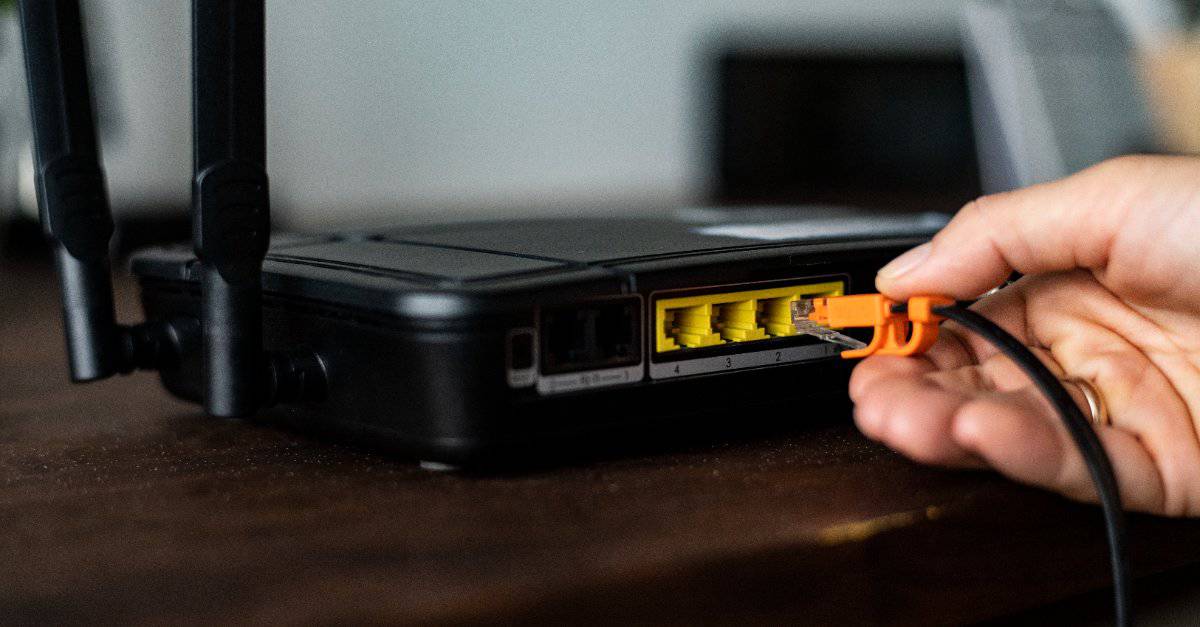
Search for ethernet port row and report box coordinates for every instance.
[655,281,844,353]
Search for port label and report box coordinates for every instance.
[536,364,644,395]
[648,343,838,380]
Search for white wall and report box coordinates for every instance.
[57,0,972,229]
[11,1,1187,228]
[262,1,966,229]
[10,0,1098,230]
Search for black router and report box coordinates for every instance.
[20,0,944,466]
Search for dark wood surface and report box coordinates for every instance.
[4,260,1200,626]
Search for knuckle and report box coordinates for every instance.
[1084,155,1159,185]
[1097,154,1152,171]
[1090,154,1138,174]
[932,195,1004,256]
[954,193,1008,240]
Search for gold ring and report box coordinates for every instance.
[1064,377,1110,427]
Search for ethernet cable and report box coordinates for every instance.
[795,294,1130,627]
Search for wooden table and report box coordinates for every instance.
[4,259,1200,625]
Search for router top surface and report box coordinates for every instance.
[131,210,948,315]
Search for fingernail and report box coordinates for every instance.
[878,242,931,279]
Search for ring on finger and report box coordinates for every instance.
[1062,377,1110,427]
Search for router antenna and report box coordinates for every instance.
[192,0,271,417]
[22,0,321,415]
[21,0,319,417]
[18,0,125,381]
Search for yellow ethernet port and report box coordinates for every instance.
[655,280,845,352]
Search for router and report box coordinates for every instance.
[20,0,944,466]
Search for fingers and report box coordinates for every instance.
[850,344,1063,468]
[952,388,1167,513]
[852,357,1170,513]
[875,155,1192,300]
[851,356,984,468]
[1031,294,1200,516]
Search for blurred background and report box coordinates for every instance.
[0,0,1197,250]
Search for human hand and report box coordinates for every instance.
[850,156,1200,516]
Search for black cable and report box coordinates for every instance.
[925,303,1130,627]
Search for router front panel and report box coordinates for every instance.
[132,218,929,464]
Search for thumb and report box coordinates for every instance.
[875,156,1160,300]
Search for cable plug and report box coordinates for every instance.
[794,294,955,359]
